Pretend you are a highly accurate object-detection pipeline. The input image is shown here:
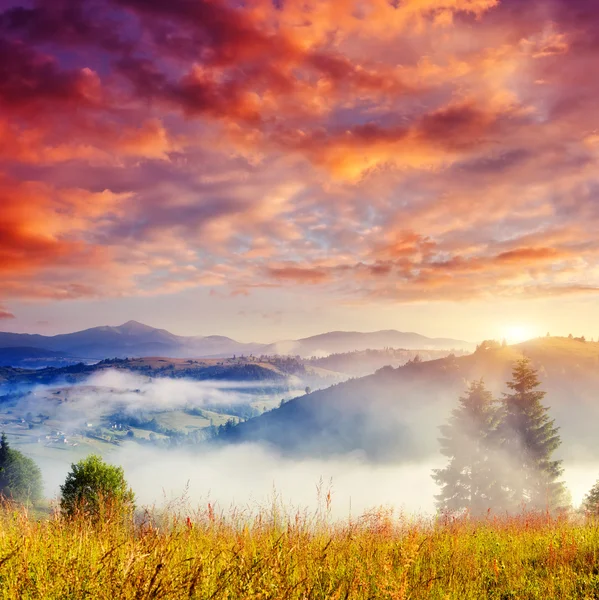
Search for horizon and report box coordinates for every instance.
[1,0,599,342]
[0,312,594,345]
[0,316,591,346]
[1,317,479,342]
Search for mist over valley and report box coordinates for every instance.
[1,326,598,514]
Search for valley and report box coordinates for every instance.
[2,334,598,472]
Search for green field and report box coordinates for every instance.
[154,409,238,431]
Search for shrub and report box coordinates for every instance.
[60,454,135,520]
[0,433,43,504]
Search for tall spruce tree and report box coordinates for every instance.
[499,358,565,511]
[433,379,503,516]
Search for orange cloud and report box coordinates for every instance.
[495,247,567,264]
[0,306,15,320]
[1,0,599,312]
[267,266,331,284]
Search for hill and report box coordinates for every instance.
[0,355,343,392]
[0,347,83,368]
[216,337,599,462]
[307,347,469,377]
[263,330,473,357]
[0,321,472,360]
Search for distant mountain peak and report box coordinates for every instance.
[117,320,157,333]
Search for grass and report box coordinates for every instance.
[1,502,599,599]
[154,410,214,431]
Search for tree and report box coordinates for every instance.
[498,358,566,511]
[582,480,599,516]
[60,455,135,519]
[0,433,43,504]
[433,380,503,516]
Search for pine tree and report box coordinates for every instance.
[433,379,503,516]
[582,480,599,516]
[499,358,565,511]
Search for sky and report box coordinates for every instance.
[1,0,598,343]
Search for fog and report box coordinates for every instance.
[6,369,599,516]
[18,369,304,432]
[37,444,439,518]
[30,441,599,518]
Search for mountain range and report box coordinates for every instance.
[0,321,473,361]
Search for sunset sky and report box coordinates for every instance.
[1,0,598,342]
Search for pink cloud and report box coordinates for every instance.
[0,0,598,311]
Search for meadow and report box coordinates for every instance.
[1,502,598,599]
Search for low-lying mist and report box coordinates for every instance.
[38,444,440,518]
[31,443,599,518]
[18,369,304,431]
[6,367,599,516]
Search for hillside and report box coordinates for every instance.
[308,347,470,377]
[0,347,83,368]
[0,355,343,392]
[217,337,599,462]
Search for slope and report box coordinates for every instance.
[217,337,599,462]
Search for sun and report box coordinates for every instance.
[502,324,535,345]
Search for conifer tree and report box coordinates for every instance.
[582,480,599,516]
[433,379,503,516]
[499,358,565,511]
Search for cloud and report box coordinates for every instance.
[267,266,331,285]
[495,247,567,264]
[0,306,15,320]
[0,37,101,112]
[1,0,599,309]
[0,0,131,51]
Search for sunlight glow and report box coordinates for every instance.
[503,324,536,344]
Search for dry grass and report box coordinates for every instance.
[0,500,598,599]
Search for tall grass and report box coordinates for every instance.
[0,499,598,599]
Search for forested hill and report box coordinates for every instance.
[0,356,342,391]
[307,347,470,377]
[216,337,599,462]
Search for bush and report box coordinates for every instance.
[60,455,135,520]
[0,433,43,504]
